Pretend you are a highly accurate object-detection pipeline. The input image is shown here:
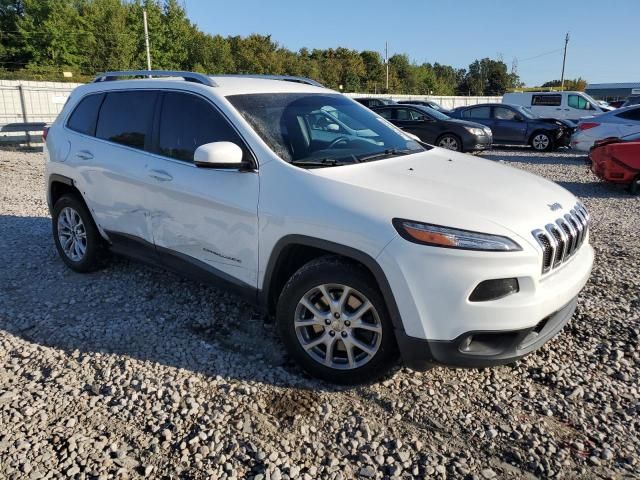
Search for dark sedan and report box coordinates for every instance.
[354,97,396,108]
[448,103,572,151]
[398,99,450,113]
[372,104,492,152]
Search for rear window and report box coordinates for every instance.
[532,94,561,106]
[615,107,640,121]
[67,93,104,136]
[96,91,157,150]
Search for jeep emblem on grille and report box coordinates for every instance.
[548,202,562,211]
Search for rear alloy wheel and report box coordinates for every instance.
[531,132,552,151]
[437,134,461,151]
[277,256,397,384]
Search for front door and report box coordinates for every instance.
[391,107,439,143]
[491,106,528,144]
[145,91,260,289]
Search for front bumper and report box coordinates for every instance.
[397,296,577,370]
[463,134,492,152]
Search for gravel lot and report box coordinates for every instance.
[0,147,638,480]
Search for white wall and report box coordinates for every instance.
[0,80,80,125]
[346,92,502,110]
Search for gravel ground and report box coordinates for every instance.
[0,147,638,480]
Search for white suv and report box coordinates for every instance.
[45,70,594,384]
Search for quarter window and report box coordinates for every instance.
[532,94,561,106]
[96,91,157,150]
[67,93,105,136]
[157,92,247,162]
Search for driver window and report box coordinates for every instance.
[396,108,413,121]
[568,95,590,110]
[493,107,517,120]
[409,110,425,121]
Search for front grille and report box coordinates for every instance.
[532,203,589,274]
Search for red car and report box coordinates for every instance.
[589,133,640,194]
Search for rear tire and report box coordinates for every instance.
[629,175,640,195]
[52,194,107,273]
[276,256,398,384]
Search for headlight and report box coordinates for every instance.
[393,219,522,251]
[463,126,486,136]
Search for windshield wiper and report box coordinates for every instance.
[289,158,348,167]
[357,148,416,163]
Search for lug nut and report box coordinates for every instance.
[334,312,340,319]
[329,331,336,337]
[341,331,348,338]
[324,319,331,325]
[344,320,351,327]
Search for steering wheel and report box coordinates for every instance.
[327,136,350,149]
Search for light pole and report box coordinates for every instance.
[560,33,569,91]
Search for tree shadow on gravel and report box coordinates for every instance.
[0,214,343,392]
[555,180,637,199]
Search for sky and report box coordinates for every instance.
[180,0,640,87]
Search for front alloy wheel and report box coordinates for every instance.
[294,284,382,370]
[531,133,551,151]
[437,134,461,151]
[277,256,398,384]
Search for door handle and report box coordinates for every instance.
[76,150,94,160]
[148,169,173,182]
[555,108,562,110]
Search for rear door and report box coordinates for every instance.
[68,89,159,258]
[491,106,528,144]
[144,91,260,288]
[612,107,640,136]
[461,106,493,132]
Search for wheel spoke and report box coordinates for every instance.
[352,320,382,333]
[337,286,351,311]
[302,333,327,351]
[351,300,372,321]
[324,336,337,365]
[342,338,356,368]
[300,297,326,318]
[350,337,375,356]
[318,285,333,307]
[294,317,324,328]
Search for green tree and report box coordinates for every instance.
[541,78,587,91]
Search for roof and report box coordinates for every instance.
[81,74,333,97]
[586,82,640,89]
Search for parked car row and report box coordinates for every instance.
[571,105,640,151]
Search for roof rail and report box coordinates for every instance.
[212,74,324,87]
[93,70,217,87]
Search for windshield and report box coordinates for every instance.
[227,93,426,167]
[516,105,538,119]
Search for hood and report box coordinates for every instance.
[311,148,578,243]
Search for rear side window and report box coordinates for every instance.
[157,92,247,162]
[493,107,517,120]
[532,94,561,106]
[463,106,491,119]
[67,93,104,136]
[96,91,157,150]
[615,108,640,121]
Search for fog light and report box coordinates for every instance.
[469,278,519,302]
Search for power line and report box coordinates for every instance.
[518,48,564,63]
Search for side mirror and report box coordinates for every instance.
[514,115,523,122]
[327,123,340,131]
[194,142,248,169]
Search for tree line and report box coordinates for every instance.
[1,0,531,95]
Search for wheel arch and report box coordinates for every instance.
[48,174,83,213]
[260,235,405,334]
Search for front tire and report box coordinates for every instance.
[437,134,462,152]
[276,256,398,384]
[52,194,106,272]
[530,132,553,151]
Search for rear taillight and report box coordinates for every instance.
[578,122,600,131]
[42,126,49,141]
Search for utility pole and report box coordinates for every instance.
[385,41,389,92]
[143,9,152,71]
[560,33,569,91]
